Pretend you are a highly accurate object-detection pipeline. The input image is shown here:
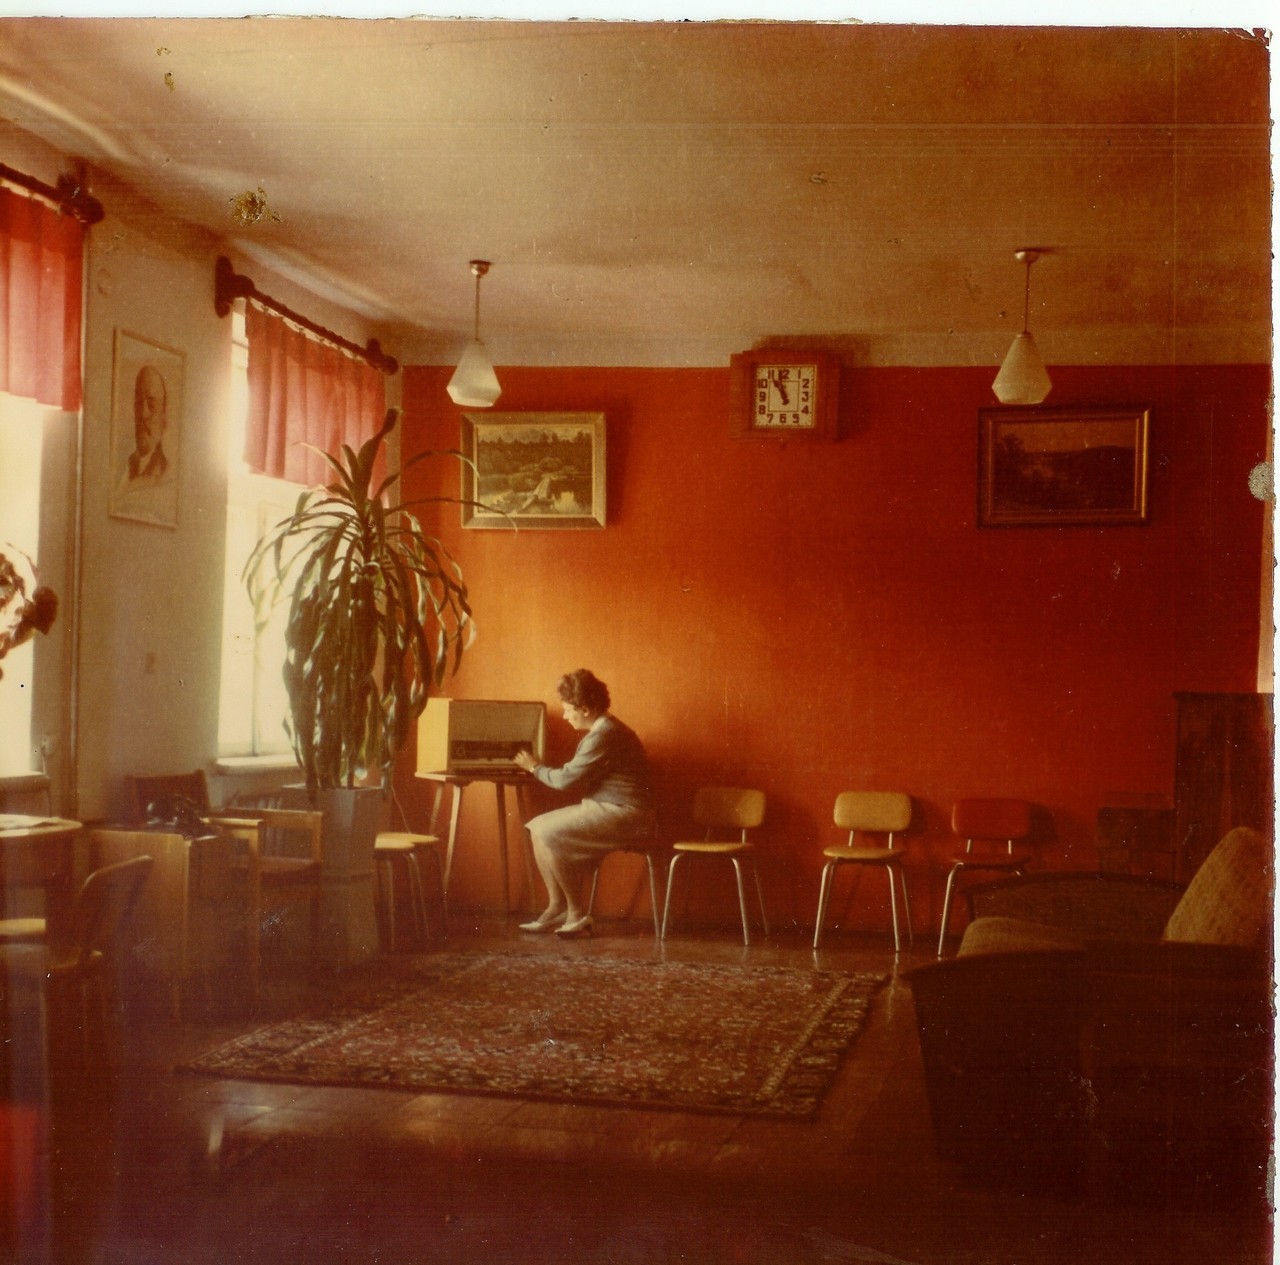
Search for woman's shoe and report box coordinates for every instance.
[554,915,594,939]
[518,911,567,933]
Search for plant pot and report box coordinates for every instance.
[284,785,384,972]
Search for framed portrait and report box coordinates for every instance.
[978,406,1151,528]
[108,329,185,528]
[460,412,606,530]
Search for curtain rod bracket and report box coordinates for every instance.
[0,162,104,226]
[213,255,399,376]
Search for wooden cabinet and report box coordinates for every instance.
[1173,692,1274,882]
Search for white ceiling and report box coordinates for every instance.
[0,19,1272,368]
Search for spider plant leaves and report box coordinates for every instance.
[243,407,472,799]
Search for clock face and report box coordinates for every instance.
[730,348,840,442]
[755,364,817,428]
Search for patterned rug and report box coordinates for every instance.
[182,952,887,1118]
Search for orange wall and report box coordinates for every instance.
[398,362,1269,936]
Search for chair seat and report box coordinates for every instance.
[822,845,900,864]
[4,942,112,981]
[673,840,754,855]
[0,917,48,943]
[258,857,323,885]
[948,852,1030,870]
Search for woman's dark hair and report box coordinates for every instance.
[557,669,610,714]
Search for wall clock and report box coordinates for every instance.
[729,349,840,441]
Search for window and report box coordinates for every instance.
[0,393,55,776]
[216,311,303,761]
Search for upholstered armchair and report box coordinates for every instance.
[908,827,1273,1196]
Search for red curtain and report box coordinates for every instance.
[244,302,385,487]
[0,186,85,411]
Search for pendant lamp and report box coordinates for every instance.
[447,260,501,408]
[992,248,1052,405]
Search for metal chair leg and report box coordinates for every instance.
[813,862,837,950]
[886,865,902,953]
[660,854,684,940]
[895,863,914,945]
[730,857,751,946]
[937,863,962,956]
[751,859,769,938]
[644,855,661,939]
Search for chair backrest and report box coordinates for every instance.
[834,791,912,838]
[69,855,155,967]
[210,808,324,865]
[256,808,324,863]
[1162,826,1272,947]
[692,787,765,834]
[951,798,1031,853]
[126,771,211,823]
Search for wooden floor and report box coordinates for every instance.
[22,913,1274,1265]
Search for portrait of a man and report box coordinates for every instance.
[126,364,170,483]
[109,330,184,527]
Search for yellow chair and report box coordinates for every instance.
[373,832,446,950]
[813,791,914,952]
[661,787,768,946]
[937,797,1033,957]
[1,855,154,1065]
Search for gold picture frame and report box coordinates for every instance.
[108,329,185,528]
[978,406,1151,528]
[460,411,606,530]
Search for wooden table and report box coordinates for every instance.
[415,771,536,913]
[0,815,81,939]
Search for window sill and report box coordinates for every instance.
[0,772,50,793]
[214,755,301,775]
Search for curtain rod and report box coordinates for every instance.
[213,255,399,376]
[0,161,104,227]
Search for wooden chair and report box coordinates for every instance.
[661,787,768,946]
[937,797,1033,957]
[210,809,324,1008]
[813,791,914,952]
[1,856,154,1065]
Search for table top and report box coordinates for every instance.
[415,769,532,786]
[0,815,82,841]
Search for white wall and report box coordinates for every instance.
[65,174,391,822]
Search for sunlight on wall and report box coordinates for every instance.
[216,311,296,758]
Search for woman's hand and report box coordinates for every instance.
[512,749,538,774]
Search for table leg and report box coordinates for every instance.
[443,783,463,898]
[428,783,446,837]
[494,785,511,914]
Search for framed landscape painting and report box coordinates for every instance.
[978,406,1151,527]
[460,412,606,530]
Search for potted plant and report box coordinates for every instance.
[244,406,473,962]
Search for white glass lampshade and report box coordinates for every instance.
[992,331,1052,405]
[447,340,502,408]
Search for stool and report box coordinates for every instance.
[373,833,445,951]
